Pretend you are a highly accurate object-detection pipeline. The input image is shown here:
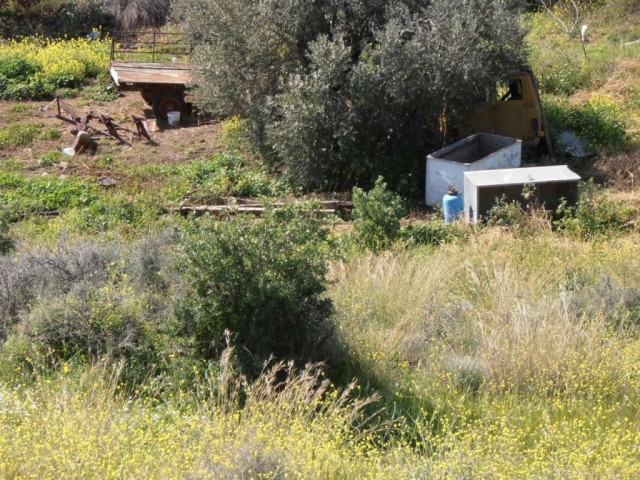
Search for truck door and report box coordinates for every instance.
[464,72,545,148]
[494,74,541,147]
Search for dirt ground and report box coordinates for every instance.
[0,91,224,180]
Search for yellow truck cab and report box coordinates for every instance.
[463,70,551,152]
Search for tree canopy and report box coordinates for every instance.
[173,0,526,192]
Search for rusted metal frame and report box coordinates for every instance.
[99,115,128,144]
[43,97,86,131]
[131,115,152,141]
[43,96,150,145]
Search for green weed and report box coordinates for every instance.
[0,123,40,149]
[543,95,629,153]
[0,172,98,219]
[351,176,406,252]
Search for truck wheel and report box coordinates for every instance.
[152,92,185,121]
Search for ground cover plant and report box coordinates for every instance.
[1,229,640,477]
[0,36,111,99]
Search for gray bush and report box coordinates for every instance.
[0,241,118,340]
[174,0,526,191]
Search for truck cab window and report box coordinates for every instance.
[499,79,523,101]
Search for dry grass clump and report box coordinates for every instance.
[328,231,640,477]
[593,150,640,190]
[103,0,170,30]
[329,231,640,396]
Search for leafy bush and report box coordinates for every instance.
[0,234,180,384]
[183,153,289,202]
[176,205,334,371]
[398,220,462,248]
[486,194,530,228]
[175,0,526,191]
[555,182,637,240]
[484,186,554,235]
[0,55,39,80]
[0,241,118,341]
[543,95,629,153]
[351,177,406,251]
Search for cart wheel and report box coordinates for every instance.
[141,91,154,106]
[152,92,185,121]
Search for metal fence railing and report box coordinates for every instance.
[110,31,193,63]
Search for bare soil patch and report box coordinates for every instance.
[0,91,224,181]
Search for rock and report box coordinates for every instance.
[71,131,93,153]
[555,129,596,160]
[145,119,159,132]
[97,176,117,187]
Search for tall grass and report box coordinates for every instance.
[2,231,640,478]
[0,359,419,479]
[328,230,640,476]
[330,231,640,394]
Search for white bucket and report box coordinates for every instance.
[167,111,181,126]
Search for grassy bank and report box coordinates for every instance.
[1,231,640,478]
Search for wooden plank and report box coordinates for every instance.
[174,205,339,217]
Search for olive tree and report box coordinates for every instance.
[173,0,526,192]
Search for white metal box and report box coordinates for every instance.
[463,165,581,223]
[425,133,522,207]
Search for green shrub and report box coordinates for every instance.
[183,153,289,202]
[0,55,40,80]
[398,220,461,248]
[176,205,334,372]
[0,241,118,341]
[176,0,526,191]
[543,96,629,153]
[0,234,180,384]
[555,182,637,240]
[486,194,529,228]
[351,177,406,251]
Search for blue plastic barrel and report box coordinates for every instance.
[443,193,463,223]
